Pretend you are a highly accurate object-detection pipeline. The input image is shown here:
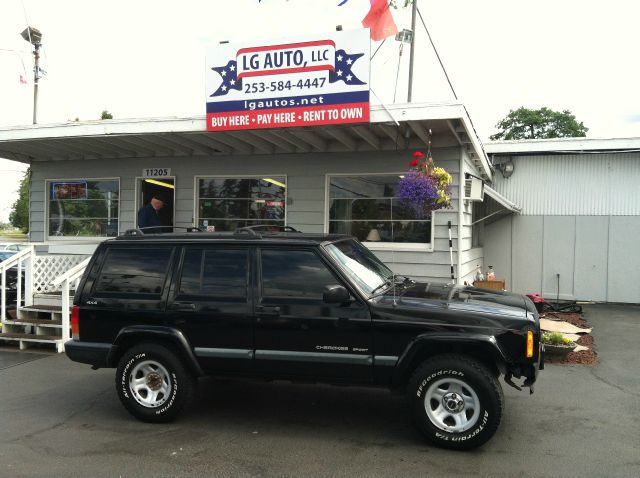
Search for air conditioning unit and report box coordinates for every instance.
[464,177,484,201]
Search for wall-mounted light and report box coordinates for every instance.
[492,156,515,179]
[500,160,515,178]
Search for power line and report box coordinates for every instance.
[371,38,387,61]
[0,48,28,77]
[393,42,404,103]
[416,7,458,101]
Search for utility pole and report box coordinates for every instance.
[407,0,418,102]
[21,26,43,125]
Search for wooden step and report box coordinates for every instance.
[0,332,62,343]
[5,318,63,327]
[34,291,76,297]
[20,305,68,313]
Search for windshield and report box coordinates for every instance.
[0,252,14,262]
[324,239,394,296]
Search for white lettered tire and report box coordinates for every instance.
[408,354,503,450]
[116,343,196,423]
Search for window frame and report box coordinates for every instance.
[45,177,121,241]
[194,174,288,231]
[324,173,435,252]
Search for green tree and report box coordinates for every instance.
[9,169,30,233]
[100,110,113,120]
[490,107,588,140]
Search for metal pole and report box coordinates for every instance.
[448,220,455,284]
[32,42,40,124]
[407,0,418,102]
[1,269,6,324]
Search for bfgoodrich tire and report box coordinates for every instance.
[116,343,196,423]
[408,354,504,450]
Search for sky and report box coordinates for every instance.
[1,0,639,222]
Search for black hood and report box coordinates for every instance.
[371,282,537,330]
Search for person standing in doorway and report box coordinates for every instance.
[137,193,166,233]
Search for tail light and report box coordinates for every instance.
[526,330,534,358]
[71,305,80,340]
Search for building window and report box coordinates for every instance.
[196,177,286,232]
[328,175,432,244]
[47,179,119,238]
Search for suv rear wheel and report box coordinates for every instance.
[116,343,196,422]
[408,354,503,450]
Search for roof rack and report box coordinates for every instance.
[122,226,203,236]
[232,225,300,239]
[239,225,299,233]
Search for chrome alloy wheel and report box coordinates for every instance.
[424,378,481,433]
[128,360,172,408]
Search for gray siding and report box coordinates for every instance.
[483,150,640,303]
[484,215,640,303]
[491,153,640,215]
[29,146,464,283]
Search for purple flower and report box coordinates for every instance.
[398,171,440,219]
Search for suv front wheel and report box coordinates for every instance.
[116,343,196,422]
[408,354,504,450]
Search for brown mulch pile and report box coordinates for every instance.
[542,312,598,366]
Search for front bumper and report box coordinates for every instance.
[505,342,544,393]
[65,340,111,368]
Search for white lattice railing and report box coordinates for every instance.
[32,255,89,294]
[1,246,34,323]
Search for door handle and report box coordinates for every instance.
[256,306,280,317]
[172,302,196,311]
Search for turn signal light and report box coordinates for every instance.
[526,330,534,358]
[71,305,80,340]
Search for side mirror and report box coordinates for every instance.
[323,284,350,304]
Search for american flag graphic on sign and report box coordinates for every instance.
[210,60,243,97]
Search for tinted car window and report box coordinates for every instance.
[261,249,336,299]
[179,248,248,299]
[95,248,172,295]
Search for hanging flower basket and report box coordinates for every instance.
[398,151,452,219]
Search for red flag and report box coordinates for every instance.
[20,74,27,84]
[362,0,398,41]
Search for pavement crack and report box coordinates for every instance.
[8,386,110,444]
[589,368,640,397]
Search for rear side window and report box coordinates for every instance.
[95,247,173,295]
[178,247,248,299]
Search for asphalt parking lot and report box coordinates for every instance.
[1,305,639,478]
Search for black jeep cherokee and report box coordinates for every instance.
[66,228,543,450]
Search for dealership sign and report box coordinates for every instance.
[205,30,370,131]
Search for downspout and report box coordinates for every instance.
[457,148,464,285]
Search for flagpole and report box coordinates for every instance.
[33,41,40,124]
[407,0,418,103]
